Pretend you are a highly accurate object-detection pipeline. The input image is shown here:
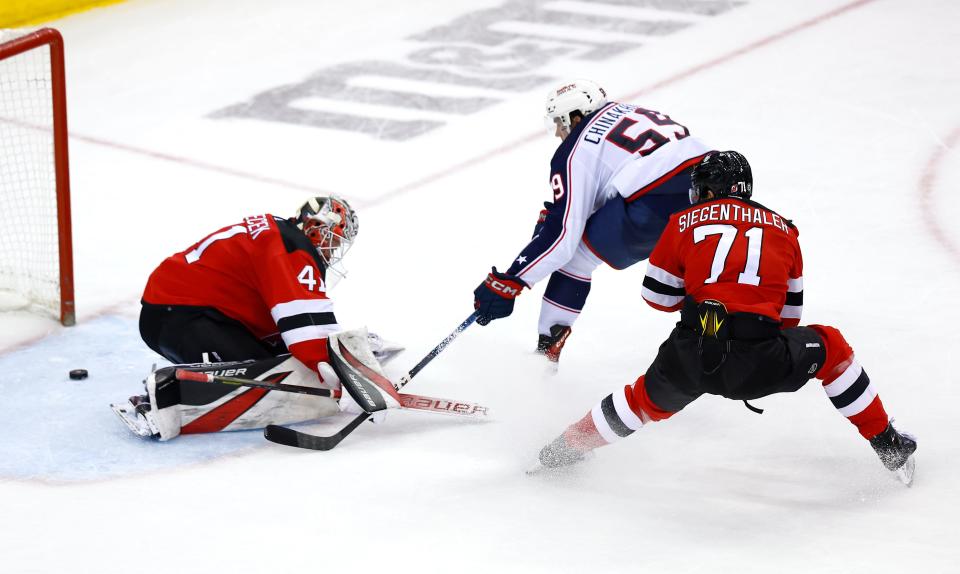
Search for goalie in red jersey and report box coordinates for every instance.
[139,196,357,370]
[535,151,918,484]
[112,196,399,440]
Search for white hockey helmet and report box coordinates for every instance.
[295,195,359,282]
[544,79,608,133]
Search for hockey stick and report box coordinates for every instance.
[264,312,478,450]
[176,369,337,397]
[175,369,489,418]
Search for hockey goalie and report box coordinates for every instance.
[111,196,402,440]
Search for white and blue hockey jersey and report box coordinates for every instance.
[506,102,712,283]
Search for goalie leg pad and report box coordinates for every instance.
[113,355,340,440]
[146,367,184,441]
[177,356,339,435]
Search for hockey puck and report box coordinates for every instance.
[69,369,88,380]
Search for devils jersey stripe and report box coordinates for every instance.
[271,298,334,321]
[283,324,341,346]
[642,275,686,297]
[276,312,337,332]
[646,263,684,288]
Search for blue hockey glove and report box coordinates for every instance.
[473,267,526,326]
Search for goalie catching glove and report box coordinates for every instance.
[473,267,526,325]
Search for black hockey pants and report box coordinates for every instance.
[139,302,286,365]
[643,298,827,413]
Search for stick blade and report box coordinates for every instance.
[264,413,368,451]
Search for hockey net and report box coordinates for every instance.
[0,28,74,325]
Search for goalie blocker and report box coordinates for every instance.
[327,329,402,415]
[111,329,399,440]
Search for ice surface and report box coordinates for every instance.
[0,316,265,482]
[1,0,959,572]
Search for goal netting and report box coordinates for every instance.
[0,27,74,325]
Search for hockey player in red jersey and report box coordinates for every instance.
[139,196,356,370]
[472,79,711,364]
[112,196,397,440]
[535,151,917,483]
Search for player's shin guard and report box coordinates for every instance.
[810,325,889,440]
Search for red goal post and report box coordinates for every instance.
[0,27,75,326]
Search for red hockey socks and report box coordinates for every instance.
[561,376,674,452]
[810,325,889,440]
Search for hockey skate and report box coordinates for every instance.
[869,422,917,486]
[536,324,572,363]
[110,394,160,439]
[527,434,594,475]
[110,364,183,440]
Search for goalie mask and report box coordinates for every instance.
[689,151,753,204]
[295,195,359,283]
[544,79,607,139]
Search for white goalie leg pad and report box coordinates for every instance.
[176,355,340,434]
[146,369,184,441]
[206,389,340,432]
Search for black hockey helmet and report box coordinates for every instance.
[689,151,753,204]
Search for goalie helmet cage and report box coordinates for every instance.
[0,27,75,326]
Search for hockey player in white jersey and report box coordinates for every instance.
[472,79,712,362]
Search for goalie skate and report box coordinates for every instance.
[110,395,159,438]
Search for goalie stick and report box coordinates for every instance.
[264,312,478,450]
[174,369,489,419]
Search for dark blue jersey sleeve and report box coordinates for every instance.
[504,126,587,282]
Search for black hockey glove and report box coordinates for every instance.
[473,267,526,326]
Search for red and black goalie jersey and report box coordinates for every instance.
[142,214,338,371]
[640,197,804,327]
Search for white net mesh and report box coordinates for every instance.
[0,28,62,318]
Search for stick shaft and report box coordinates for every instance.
[399,312,477,388]
[174,368,336,397]
[264,312,478,450]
